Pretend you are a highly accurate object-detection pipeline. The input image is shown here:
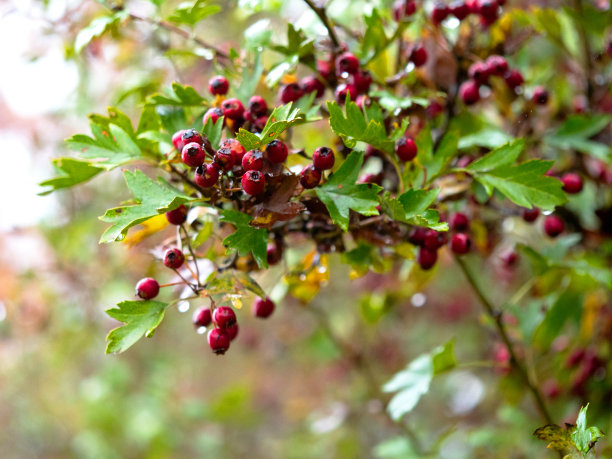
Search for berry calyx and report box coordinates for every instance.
[215,147,236,171]
[449,212,470,232]
[561,173,583,194]
[213,306,237,329]
[544,215,564,238]
[193,307,212,328]
[163,248,185,269]
[194,163,220,188]
[181,142,206,168]
[203,107,224,126]
[417,247,438,270]
[242,150,264,171]
[532,86,549,105]
[459,80,480,105]
[265,139,289,163]
[352,70,373,94]
[221,98,245,120]
[450,233,471,255]
[181,129,203,146]
[208,75,229,96]
[241,170,266,195]
[300,164,322,189]
[300,76,325,98]
[410,44,428,67]
[521,207,540,223]
[253,297,275,318]
[248,95,268,115]
[136,277,160,300]
[207,328,230,355]
[166,205,188,225]
[312,146,335,171]
[335,52,360,75]
[172,129,187,151]
[279,83,304,104]
[395,137,418,161]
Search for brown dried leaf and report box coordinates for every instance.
[252,174,305,228]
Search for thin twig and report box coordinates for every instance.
[181,224,201,287]
[302,0,340,48]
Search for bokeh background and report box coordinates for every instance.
[1,1,611,458]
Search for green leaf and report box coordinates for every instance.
[99,170,197,243]
[381,189,448,231]
[146,82,206,107]
[533,424,581,459]
[219,210,268,268]
[75,12,126,53]
[105,300,168,354]
[545,115,611,162]
[39,158,104,195]
[458,128,514,150]
[432,340,456,375]
[235,52,264,104]
[243,19,272,49]
[572,404,605,453]
[533,291,582,349]
[167,0,221,27]
[359,9,388,59]
[315,151,382,231]
[465,139,525,173]
[235,103,304,150]
[202,112,224,147]
[369,90,429,112]
[327,100,394,153]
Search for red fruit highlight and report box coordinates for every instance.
[213,306,237,329]
[335,52,360,75]
[208,75,229,96]
[265,139,289,163]
[459,80,480,105]
[300,164,322,189]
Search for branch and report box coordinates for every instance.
[571,0,594,106]
[302,0,340,49]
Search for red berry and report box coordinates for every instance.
[410,44,428,67]
[358,173,383,185]
[279,83,304,104]
[424,229,446,250]
[544,215,564,238]
[172,130,187,151]
[468,62,490,85]
[226,324,239,341]
[417,247,438,270]
[485,55,508,76]
[478,0,498,18]
[215,147,235,171]
[316,59,333,82]
[532,86,549,105]
[203,107,224,126]
[432,2,450,24]
[208,75,229,96]
[450,212,470,232]
[220,138,246,163]
[181,129,203,146]
[166,205,188,225]
[253,115,269,132]
[504,69,524,89]
[221,98,245,120]
[450,233,471,255]
[459,80,480,105]
[408,227,428,246]
[248,95,268,115]
[163,248,185,269]
[393,0,417,21]
[456,156,474,168]
[207,328,230,354]
[193,307,212,328]
[181,142,206,168]
[352,70,373,93]
[265,139,289,163]
[561,173,583,194]
[213,306,237,329]
[194,163,220,188]
[136,277,160,300]
[253,297,275,318]
[500,249,518,268]
[312,146,335,170]
[242,149,264,171]
[267,242,282,265]
[300,164,322,189]
[450,1,470,19]
[335,52,360,75]
[395,137,418,161]
[300,76,325,98]
[521,207,540,223]
[355,95,369,109]
[241,170,266,195]
[335,83,357,104]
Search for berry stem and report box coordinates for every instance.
[180,224,201,287]
[453,255,553,425]
[302,0,340,49]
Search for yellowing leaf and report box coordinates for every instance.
[122,214,169,247]
[284,252,329,304]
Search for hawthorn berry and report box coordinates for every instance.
[408,227,428,246]
[478,0,498,19]
[203,107,224,126]
[208,75,229,96]
[300,164,322,189]
[280,83,304,104]
[500,249,518,268]
[410,44,428,67]
[172,129,187,151]
[193,307,212,328]
[300,76,325,98]
[213,306,237,329]
[253,297,275,318]
[359,173,383,185]
[561,173,583,194]
[450,213,470,232]
[208,328,230,354]
[468,62,490,85]
[393,0,417,21]
[424,229,446,250]
[241,170,266,195]
[485,55,508,76]
[459,80,480,105]
[450,1,470,19]
[194,163,220,188]
[450,233,471,255]
[181,129,203,146]
[136,277,160,300]
[504,69,524,89]
[163,248,185,269]
[220,138,246,163]
[166,205,188,225]
[265,139,289,163]
[242,150,264,171]
[417,247,438,270]
[221,98,245,120]
[352,70,373,94]
[248,95,268,115]
[395,137,418,161]
[544,215,564,238]
[335,52,360,75]
[532,86,549,105]
[226,324,239,341]
[181,142,206,168]
[335,83,357,104]
[521,207,540,223]
[267,242,282,265]
[312,147,335,171]
[316,59,333,82]
[215,147,235,171]
[432,2,450,24]
[253,115,269,132]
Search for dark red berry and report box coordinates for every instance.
[203,107,224,126]
[335,83,357,104]
[500,249,518,268]
[504,69,524,89]
[485,55,508,76]
[450,233,471,254]
[208,328,230,354]
[566,349,586,368]
[450,212,470,232]
[165,205,188,225]
[265,139,289,163]
[300,164,322,189]
[300,76,325,98]
[172,130,187,151]
[215,147,235,171]
[478,0,498,18]
[181,129,203,146]
[312,147,335,170]
[417,247,438,270]
[532,86,549,105]
[242,150,264,171]
[279,83,304,104]
[241,170,266,195]
[220,138,246,163]
[456,156,474,168]
[468,62,490,85]
[358,173,383,185]
[544,215,564,237]
[352,70,373,93]
[395,137,418,161]
[450,1,470,19]
[136,277,160,300]
[163,248,185,269]
[267,242,283,265]
[432,2,450,24]
[408,227,428,246]
[194,163,220,188]
[193,307,212,328]
[221,98,245,120]
[521,207,540,223]
[393,0,417,21]
[253,297,275,318]
[424,229,446,250]
[561,173,583,194]
[208,75,229,96]
[459,80,480,105]
[226,324,239,341]
[248,95,268,115]
[317,59,333,82]
[410,44,428,67]
[181,142,206,168]
[355,95,369,109]
[213,306,237,329]
[253,115,269,132]
[335,52,360,75]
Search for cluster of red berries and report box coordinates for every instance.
[459,55,526,105]
[299,146,336,189]
[432,0,506,27]
[311,51,373,106]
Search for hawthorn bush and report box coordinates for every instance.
[40,0,612,456]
